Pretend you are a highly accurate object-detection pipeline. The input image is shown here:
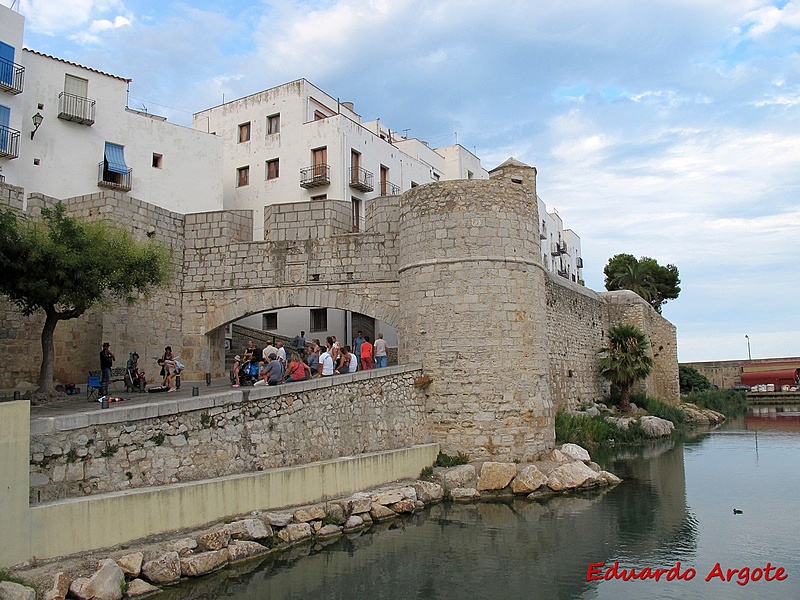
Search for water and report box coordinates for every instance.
[161,408,800,599]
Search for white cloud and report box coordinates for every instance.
[741,1,800,38]
[17,0,128,35]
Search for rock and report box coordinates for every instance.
[511,465,548,494]
[124,579,161,598]
[196,528,230,551]
[347,492,373,514]
[308,506,326,520]
[0,581,36,600]
[225,518,271,541]
[599,470,623,485]
[163,538,197,557]
[227,540,269,563]
[315,524,342,539]
[277,523,312,543]
[389,499,416,514]
[412,480,445,503]
[43,571,70,600]
[547,461,603,491]
[560,443,591,462]
[372,490,404,505]
[141,552,181,585]
[180,549,229,577]
[585,406,601,417]
[398,486,418,502]
[605,416,636,430]
[311,521,322,533]
[292,508,315,523]
[549,449,569,462]
[587,461,602,472]
[369,503,397,521]
[68,578,90,600]
[116,552,144,578]
[360,512,373,525]
[640,416,675,437]
[263,512,294,527]
[477,462,517,491]
[81,558,125,600]
[681,403,725,426]
[450,487,480,501]
[324,503,347,525]
[343,515,364,531]
[437,464,476,490]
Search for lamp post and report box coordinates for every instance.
[30,112,43,139]
[745,334,751,361]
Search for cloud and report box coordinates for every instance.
[740,1,800,39]
[15,0,129,35]
[68,15,132,44]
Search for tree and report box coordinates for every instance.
[679,365,713,393]
[604,253,680,313]
[598,323,654,412]
[0,203,171,392]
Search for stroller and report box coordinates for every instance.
[240,358,261,385]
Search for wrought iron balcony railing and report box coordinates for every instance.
[349,166,374,192]
[0,125,20,159]
[380,180,400,196]
[300,164,330,188]
[58,92,96,125]
[97,162,132,192]
[0,59,24,95]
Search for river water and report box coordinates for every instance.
[161,407,800,600]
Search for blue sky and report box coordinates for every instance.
[4,0,800,363]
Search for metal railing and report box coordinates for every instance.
[0,58,24,95]
[300,163,330,188]
[380,180,400,196]
[0,125,20,159]
[349,166,374,192]
[58,92,96,125]
[97,162,132,192]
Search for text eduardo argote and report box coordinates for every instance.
[586,561,788,586]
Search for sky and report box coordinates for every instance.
[3,0,799,363]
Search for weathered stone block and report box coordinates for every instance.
[180,549,229,577]
[141,552,181,585]
[511,465,548,494]
[477,462,517,491]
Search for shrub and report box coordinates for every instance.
[435,451,469,468]
[679,365,713,392]
[683,389,748,418]
[419,466,434,480]
[555,409,651,448]
[633,393,685,425]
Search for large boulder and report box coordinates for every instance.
[180,549,229,577]
[412,480,445,503]
[141,552,181,585]
[437,464,476,490]
[547,461,603,491]
[511,465,548,494]
[347,493,374,514]
[389,499,416,514]
[343,515,365,531]
[325,503,347,525]
[292,508,315,523]
[477,462,517,491]
[315,524,342,539]
[372,490,404,506]
[225,518,272,541]
[227,540,270,563]
[450,487,480,501]
[81,559,125,600]
[0,582,36,600]
[277,523,312,543]
[263,512,294,527]
[560,443,591,462]
[369,503,397,521]
[163,538,197,557]
[43,571,70,600]
[639,416,675,437]
[196,528,230,551]
[116,552,143,578]
[124,579,161,599]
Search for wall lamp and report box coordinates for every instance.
[31,112,44,139]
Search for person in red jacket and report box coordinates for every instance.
[360,335,373,370]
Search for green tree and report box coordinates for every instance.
[679,365,713,393]
[0,203,171,392]
[598,323,654,412]
[604,253,680,313]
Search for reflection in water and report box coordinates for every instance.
[161,419,800,600]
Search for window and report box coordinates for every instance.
[312,146,327,177]
[238,122,251,143]
[352,197,362,233]
[351,149,360,172]
[237,166,249,187]
[99,142,131,190]
[314,110,326,121]
[311,194,327,201]
[380,165,389,195]
[310,308,327,332]
[410,181,418,188]
[467,170,474,179]
[64,74,88,98]
[0,41,15,88]
[267,114,280,134]
[152,153,162,168]
[266,158,279,180]
[262,313,277,330]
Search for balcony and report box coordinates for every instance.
[349,166,374,192]
[551,241,568,255]
[380,180,400,196]
[300,164,330,188]
[0,59,24,95]
[557,269,569,279]
[0,125,20,159]
[58,92,96,125]
[576,257,584,269]
[97,161,132,192]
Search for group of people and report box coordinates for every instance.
[99,342,183,395]
[230,330,389,387]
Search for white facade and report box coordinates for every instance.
[193,79,489,241]
[0,4,223,213]
[538,197,584,284]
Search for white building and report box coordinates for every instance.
[193,79,488,241]
[538,197,584,285]
[0,4,222,213]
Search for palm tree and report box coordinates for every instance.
[598,323,654,412]
[609,262,656,303]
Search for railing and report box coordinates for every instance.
[576,257,583,269]
[0,58,25,95]
[380,180,400,196]
[0,125,20,159]
[58,92,96,125]
[300,164,330,188]
[97,161,132,192]
[349,166,374,192]
[557,269,569,279]
[551,241,568,255]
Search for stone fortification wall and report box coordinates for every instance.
[29,366,427,502]
[544,273,609,409]
[603,290,680,404]
[397,173,553,462]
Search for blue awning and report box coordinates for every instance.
[104,142,128,174]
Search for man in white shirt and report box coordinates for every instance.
[275,341,287,364]
[318,342,335,377]
[374,333,388,368]
[262,342,278,362]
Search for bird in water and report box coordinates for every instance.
[733,509,743,514]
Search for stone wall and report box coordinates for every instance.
[29,365,427,502]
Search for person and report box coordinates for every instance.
[374,333,388,368]
[100,342,115,396]
[125,351,146,392]
[336,346,350,374]
[318,341,335,377]
[292,331,306,354]
[243,340,258,362]
[353,330,365,363]
[275,341,287,365]
[285,352,311,382]
[327,336,340,366]
[160,346,173,379]
[343,345,358,373]
[242,356,260,385]
[262,341,278,362]
[360,335,373,370]
[157,358,178,392]
[306,345,319,377]
[231,355,241,387]
[261,353,284,386]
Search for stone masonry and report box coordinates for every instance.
[1,158,679,461]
